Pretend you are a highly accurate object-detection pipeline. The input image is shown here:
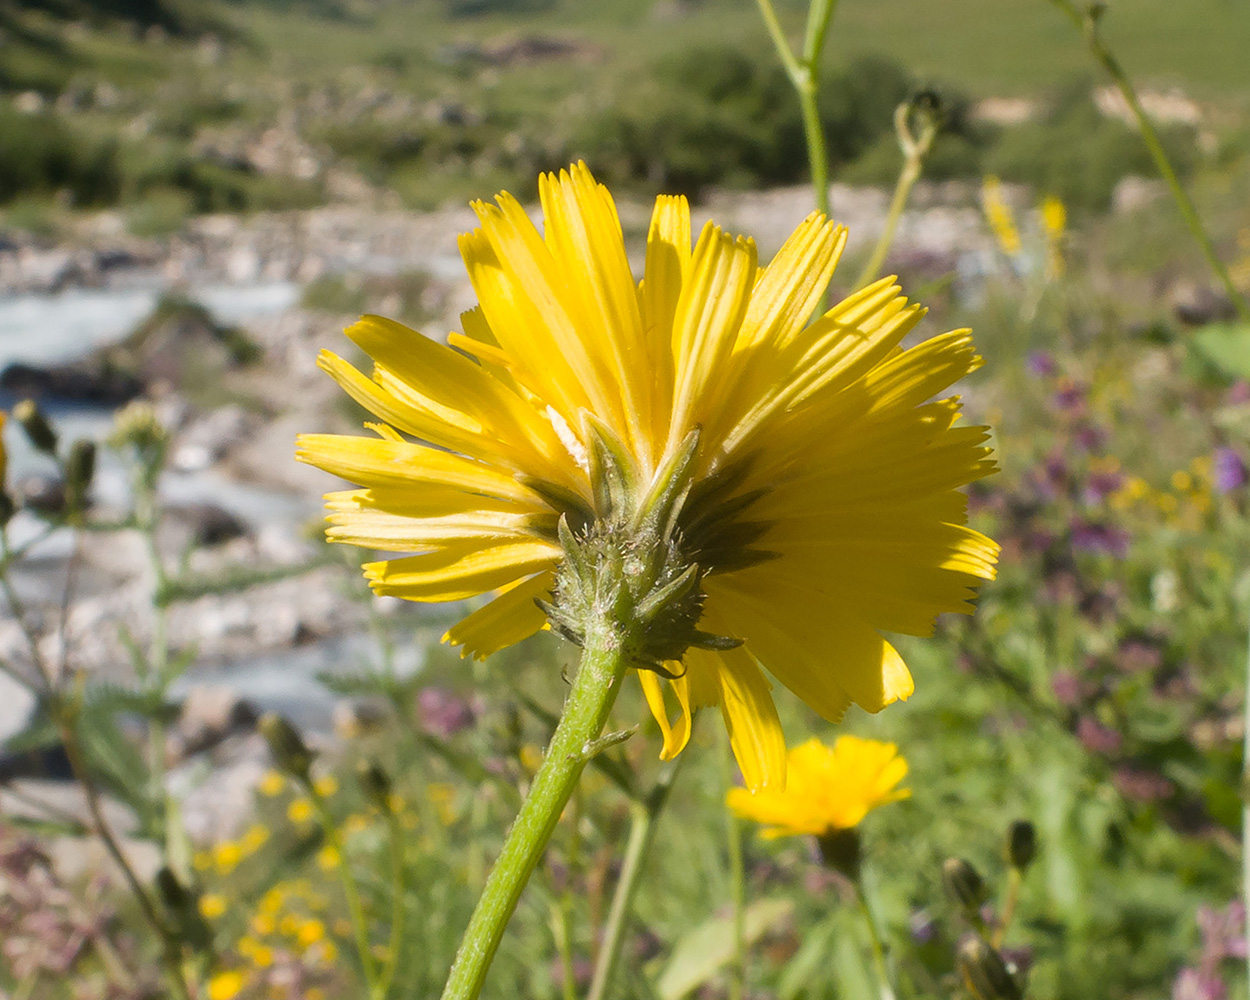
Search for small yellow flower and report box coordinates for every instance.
[287,798,315,825]
[213,841,243,875]
[313,775,339,798]
[306,990,325,1000]
[296,918,326,948]
[316,845,341,871]
[241,825,270,855]
[981,176,1022,258]
[207,970,247,1000]
[343,813,370,836]
[198,894,228,920]
[1171,470,1193,492]
[1040,194,1067,237]
[250,944,274,969]
[258,887,285,915]
[726,736,910,838]
[518,744,544,774]
[1040,194,1067,280]
[251,912,277,936]
[427,783,459,826]
[258,771,286,797]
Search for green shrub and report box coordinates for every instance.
[0,108,120,205]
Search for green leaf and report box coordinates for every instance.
[1190,322,1250,380]
[657,897,794,1000]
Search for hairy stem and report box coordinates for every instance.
[438,630,629,1000]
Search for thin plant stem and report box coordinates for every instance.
[754,0,839,221]
[54,707,193,1000]
[854,101,940,290]
[991,868,1022,949]
[550,899,578,1000]
[586,755,684,1000]
[1046,0,1250,320]
[310,788,381,997]
[853,878,896,1000]
[376,809,408,1000]
[554,790,583,1000]
[721,734,746,1000]
[438,630,630,1000]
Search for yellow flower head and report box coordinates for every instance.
[206,970,247,1000]
[981,176,1021,258]
[257,771,286,797]
[726,736,910,838]
[199,893,229,920]
[297,163,997,791]
[286,798,314,825]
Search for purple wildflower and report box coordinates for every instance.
[1026,351,1057,377]
[1077,717,1123,755]
[1070,520,1131,558]
[416,687,478,739]
[1212,447,1247,495]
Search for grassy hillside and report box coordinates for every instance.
[0,0,1246,223]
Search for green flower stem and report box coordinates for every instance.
[1047,0,1250,321]
[755,0,839,222]
[587,756,683,1000]
[721,733,747,1000]
[854,102,939,290]
[991,868,1022,949]
[376,809,408,1000]
[853,877,896,1000]
[439,631,630,1000]
[309,788,381,998]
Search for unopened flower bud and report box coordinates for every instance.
[155,865,190,910]
[1005,820,1037,871]
[13,399,58,455]
[942,857,988,914]
[816,827,862,880]
[259,713,313,782]
[155,866,212,951]
[956,936,1023,1000]
[357,759,393,811]
[64,439,96,514]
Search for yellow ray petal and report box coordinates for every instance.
[704,581,853,723]
[343,315,576,487]
[465,195,624,436]
[539,164,650,465]
[640,194,690,451]
[295,434,541,504]
[363,538,562,602]
[668,222,757,457]
[443,571,555,660]
[697,645,786,792]
[700,214,847,454]
[325,505,556,553]
[638,668,692,760]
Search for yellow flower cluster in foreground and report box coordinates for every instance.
[298,163,998,789]
[727,736,909,838]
